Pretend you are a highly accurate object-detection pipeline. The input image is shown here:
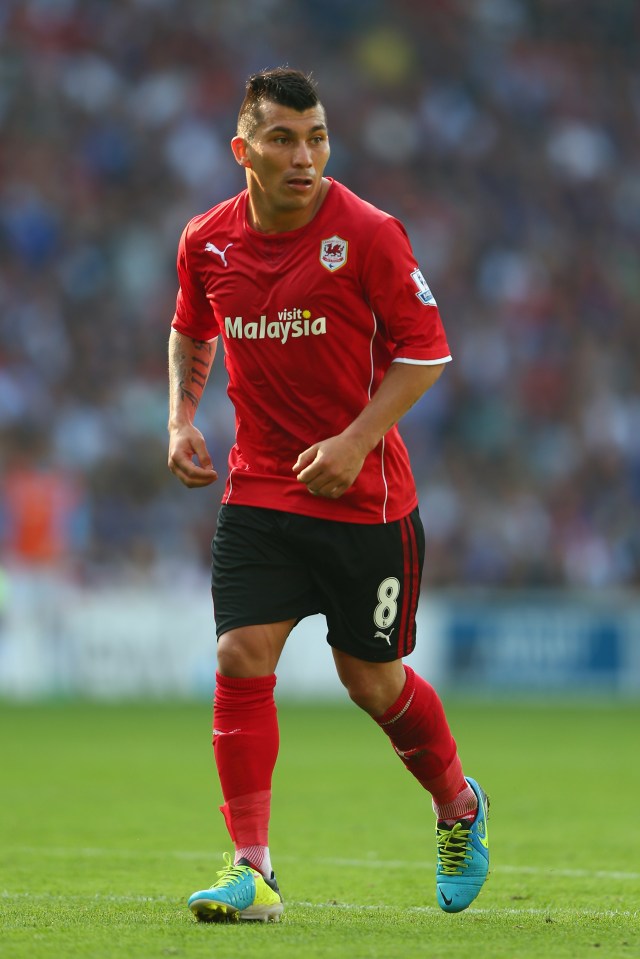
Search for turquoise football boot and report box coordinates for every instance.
[188,853,283,923]
[436,777,489,913]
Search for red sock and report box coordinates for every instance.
[375,665,466,805]
[213,671,279,846]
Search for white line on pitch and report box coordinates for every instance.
[0,892,638,920]
[6,847,640,882]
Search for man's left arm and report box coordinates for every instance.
[293,360,446,498]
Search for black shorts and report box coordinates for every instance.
[211,504,425,663]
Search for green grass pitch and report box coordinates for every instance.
[1,696,638,958]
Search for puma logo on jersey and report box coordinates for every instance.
[374,628,395,645]
[205,241,233,266]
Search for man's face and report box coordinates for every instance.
[233,101,330,226]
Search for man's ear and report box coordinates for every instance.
[231,136,252,167]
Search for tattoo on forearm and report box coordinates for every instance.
[172,336,213,411]
[190,354,209,388]
[180,384,200,409]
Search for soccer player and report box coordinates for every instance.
[168,67,489,922]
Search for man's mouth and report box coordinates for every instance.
[286,176,313,190]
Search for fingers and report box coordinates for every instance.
[168,436,217,488]
[294,439,364,499]
[294,447,326,494]
[294,451,348,499]
[169,453,218,488]
[292,446,318,475]
[308,483,345,499]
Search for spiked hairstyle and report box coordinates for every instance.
[237,67,324,141]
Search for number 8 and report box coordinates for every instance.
[374,576,400,629]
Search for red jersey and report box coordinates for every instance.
[172,178,451,523]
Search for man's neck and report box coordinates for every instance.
[247,178,330,234]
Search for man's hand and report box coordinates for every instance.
[168,423,217,488]
[293,362,448,500]
[293,434,367,499]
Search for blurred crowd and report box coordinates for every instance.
[0,0,639,590]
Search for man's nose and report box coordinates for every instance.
[292,142,312,166]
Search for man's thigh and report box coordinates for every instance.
[212,505,425,662]
[211,505,319,638]
[301,508,425,663]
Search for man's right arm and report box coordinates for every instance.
[167,329,218,488]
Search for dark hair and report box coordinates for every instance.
[237,67,323,140]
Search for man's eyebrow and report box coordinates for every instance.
[266,123,328,135]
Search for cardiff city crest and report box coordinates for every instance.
[320,235,348,272]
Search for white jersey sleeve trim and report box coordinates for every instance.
[392,355,452,366]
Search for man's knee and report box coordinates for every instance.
[334,653,406,717]
[216,621,294,677]
[216,633,259,677]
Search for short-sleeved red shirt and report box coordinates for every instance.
[172,179,451,523]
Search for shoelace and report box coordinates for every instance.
[211,852,252,888]
[436,821,472,875]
